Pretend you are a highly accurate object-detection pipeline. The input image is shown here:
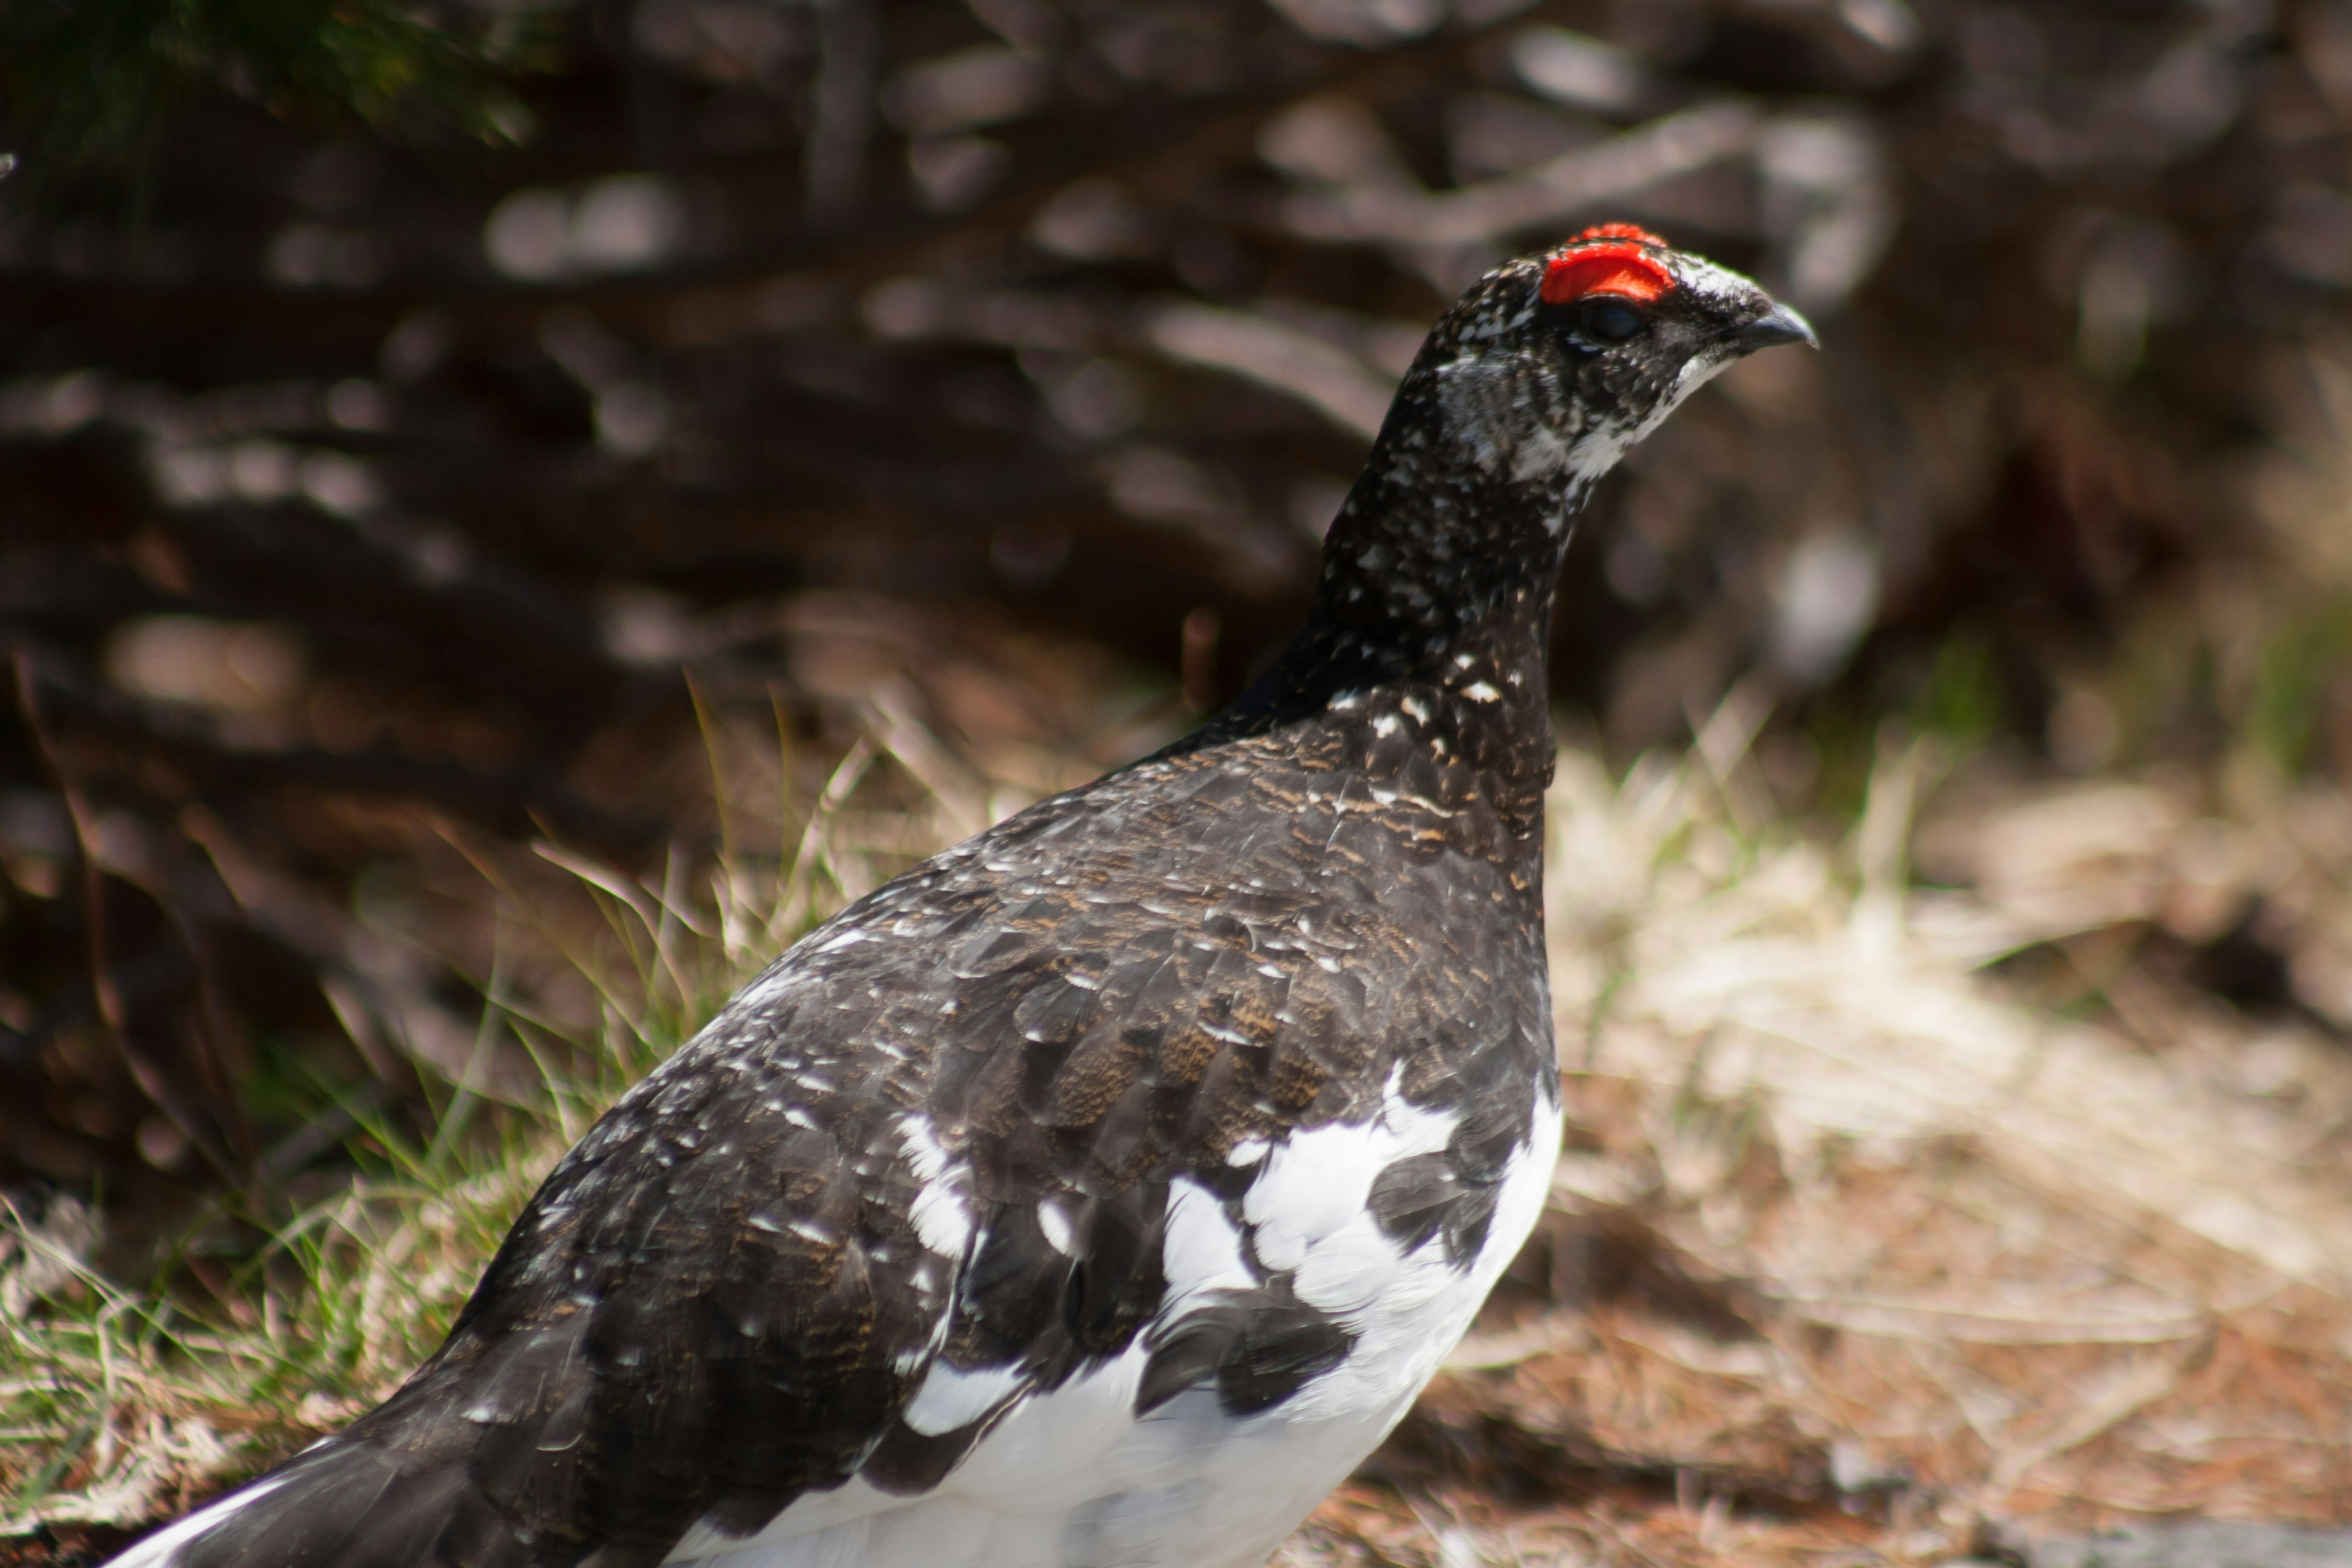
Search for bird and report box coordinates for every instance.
[111,227,1814,1568]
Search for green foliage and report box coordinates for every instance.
[1798,633,2005,826]
[2248,594,2352,777]
[0,0,552,188]
[1908,633,2007,754]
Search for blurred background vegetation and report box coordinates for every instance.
[5,0,2352,1562]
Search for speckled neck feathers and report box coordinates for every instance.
[1180,268,1607,835]
[1181,241,1807,836]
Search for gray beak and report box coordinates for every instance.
[1736,300,1819,352]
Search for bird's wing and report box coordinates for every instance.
[146,746,1551,1568]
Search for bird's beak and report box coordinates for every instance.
[1736,301,1819,352]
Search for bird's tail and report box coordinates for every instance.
[103,1434,480,1568]
[100,1287,633,1568]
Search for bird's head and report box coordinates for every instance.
[1400,225,1815,497]
[1216,230,1816,755]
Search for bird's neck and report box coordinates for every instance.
[1179,429,1588,835]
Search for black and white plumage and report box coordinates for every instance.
[112,230,1813,1568]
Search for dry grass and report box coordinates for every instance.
[10,650,2352,1564]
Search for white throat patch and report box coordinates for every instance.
[1436,335,1740,495]
[1562,344,1738,483]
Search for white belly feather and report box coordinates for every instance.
[667,1090,1563,1568]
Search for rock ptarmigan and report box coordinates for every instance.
[110,228,1814,1568]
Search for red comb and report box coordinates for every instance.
[1540,241,1673,306]
[1572,222,1669,246]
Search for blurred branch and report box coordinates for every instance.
[1146,301,1395,442]
[1280,100,1763,246]
[804,0,877,216]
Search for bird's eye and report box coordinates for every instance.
[1582,300,1645,342]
